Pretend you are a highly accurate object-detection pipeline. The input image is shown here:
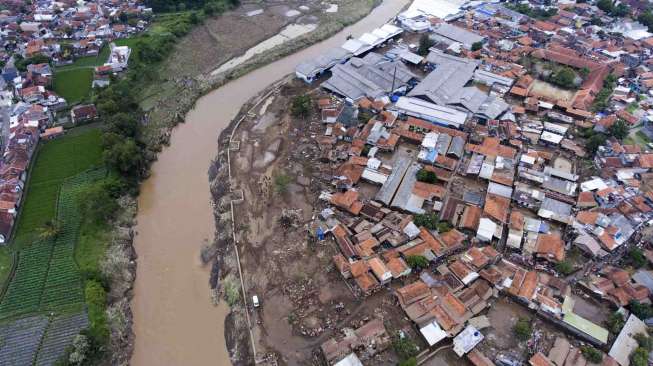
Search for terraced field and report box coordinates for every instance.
[0,168,106,320]
[0,128,106,364]
[0,315,48,365]
[0,312,89,366]
[35,312,89,366]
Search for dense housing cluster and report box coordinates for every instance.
[294,0,653,365]
[0,1,146,243]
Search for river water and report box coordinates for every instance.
[130,1,409,364]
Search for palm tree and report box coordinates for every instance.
[38,220,62,240]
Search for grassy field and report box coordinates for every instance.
[53,68,94,104]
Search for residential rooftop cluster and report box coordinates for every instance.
[0,1,147,243]
[295,0,653,365]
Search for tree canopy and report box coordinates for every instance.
[609,119,629,140]
[418,34,435,56]
[551,67,577,89]
[144,0,239,12]
[291,95,312,118]
[416,169,437,183]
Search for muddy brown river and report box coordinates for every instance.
[131,1,409,364]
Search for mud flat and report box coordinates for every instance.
[131,1,409,365]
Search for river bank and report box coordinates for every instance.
[130,1,409,365]
[204,2,411,364]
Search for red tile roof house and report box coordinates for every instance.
[70,104,97,124]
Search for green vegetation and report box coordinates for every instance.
[606,311,625,334]
[635,333,653,350]
[627,102,639,114]
[624,130,652,150]
[589,15,603,26]
[14,54,50,72]
[581,346,603,364]
[586,133,608,155]
[85,280,109,343]
[514,317,532,341]
[436,222,451,233]
[392,334,419,361]
[628,247,647,268]
[555,260,574,275]
[592,74,617,112]
[418,34,435,56]
[53,68,94,104]
[597,0,629,17]
[224,276,240,306]
[399,358,417,366]
[639,10,653,33]
[406,255,429,270]
[274,173,292,195]
[413,213,439,230]
[630,300,653,319]
[145,0,238,13]
[13,128,103,245]
[290,94,312,119]
[38,220,63,240]
[631,333,653,366]
[507,3,558,19]
[610,119,629,141]
[471,41,483,52]
[551,67,577,89]
[631,347,649,366]
[0,168,107,319]
[416,169,437,184]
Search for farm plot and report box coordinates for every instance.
[0,315,48,365]
[12,127,103,246]
[0,168,106,320]
[0,241,52,318]
[35,312,89,366]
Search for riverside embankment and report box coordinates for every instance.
[130,1,409,365]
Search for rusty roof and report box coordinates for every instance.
[529,352,555,366]
[449,260,474,282]
[443,292,467,318]
[576,211,599,225]
[355,272,380,293]
[350,260,368,277]
[460,205,482,231]
[386,257,410,278]
[467,349,495,366]
[420,228,446,256]
[483,193,510,223]
[518,271,539,300]
[396,281,431,306]
[440,229,466,249]
[535,233,565,262]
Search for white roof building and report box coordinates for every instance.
[453,325,484,356]
[420,321,448,346]
[394,97,468,128]
[609,315,648,366]
[334,353,364,366]
[476,218,496,242]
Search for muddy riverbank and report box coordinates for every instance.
[130,1,410,365]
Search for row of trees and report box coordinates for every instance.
[596,0,630,18]
[507,3,558,19]
[145,0,239,13]
[639,11,653,33]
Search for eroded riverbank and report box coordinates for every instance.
[131,1,409,365]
